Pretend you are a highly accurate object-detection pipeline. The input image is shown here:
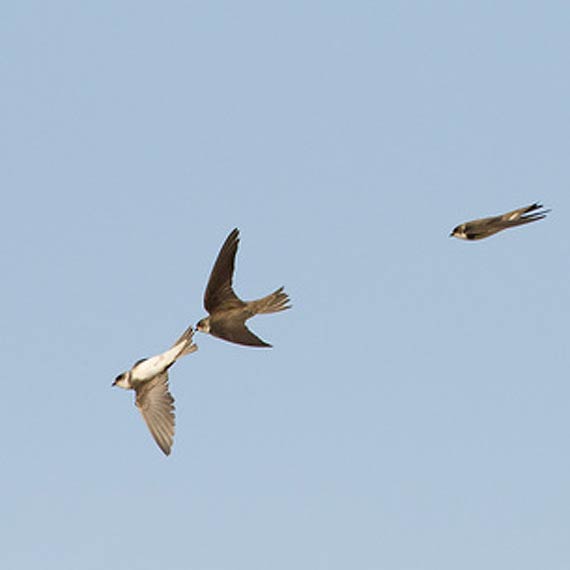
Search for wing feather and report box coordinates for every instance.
[462,203,549,238]
[135,372,175,456]
[204,228,245,313]
[211,318,271,347]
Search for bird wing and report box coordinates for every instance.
[501,202,549,226]
[466,213,504,231]
[135,372,175,456]
[501,202,541,222]
[204,228,245,313]
[465,205,535,235]
[476,203,548,235]
[211,316,272,348]
[455,203,549,239]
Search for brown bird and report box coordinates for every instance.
[450,202,550,240]
[113,325,198,455]
[196,228,290,347]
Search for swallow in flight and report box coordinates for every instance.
[196,228,290,347]
[450,202,550,240]
[113,325,197,455]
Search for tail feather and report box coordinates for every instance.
[251,287,291,315]
[172,325,198,357]
[520,202,551,219]
[178,342,198,357]
[523,202,542,214]
[506,202,550,221]
[508,203,550,227]
[507,213,548,228]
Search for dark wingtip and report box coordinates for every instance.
[251,340,273,348]
[523,203,551,221]
[251,338,273,348]
[530,202,551,213]
[226,227,241,250]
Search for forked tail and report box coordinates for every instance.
[251,286,291,315]
[508,203,550,228]
[172,324,198,357]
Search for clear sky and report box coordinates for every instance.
[1,2,569,569]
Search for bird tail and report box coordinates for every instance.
[250,287,291,315]
[172,325,198,357]
[505,202,549,221]
[506,203,550,227]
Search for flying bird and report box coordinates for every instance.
[196,228,291,347]
[450,202,550,240]
[113,325,198,455]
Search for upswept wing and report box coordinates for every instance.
[135,372,175,456]
[204,228,245,313]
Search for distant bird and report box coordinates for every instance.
[113,325,197,456]
[450,202,550,240]
[196,228,291,347]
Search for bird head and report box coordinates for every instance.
[450,224,466,239]
[196,317,211,333]
[112,371,131,389]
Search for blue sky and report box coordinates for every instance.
[1,2,570,569]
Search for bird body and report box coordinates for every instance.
[113,325,197,455]
[450,202,550,240]
[196,228,290,347]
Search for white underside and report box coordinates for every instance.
[132,342,183,381]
